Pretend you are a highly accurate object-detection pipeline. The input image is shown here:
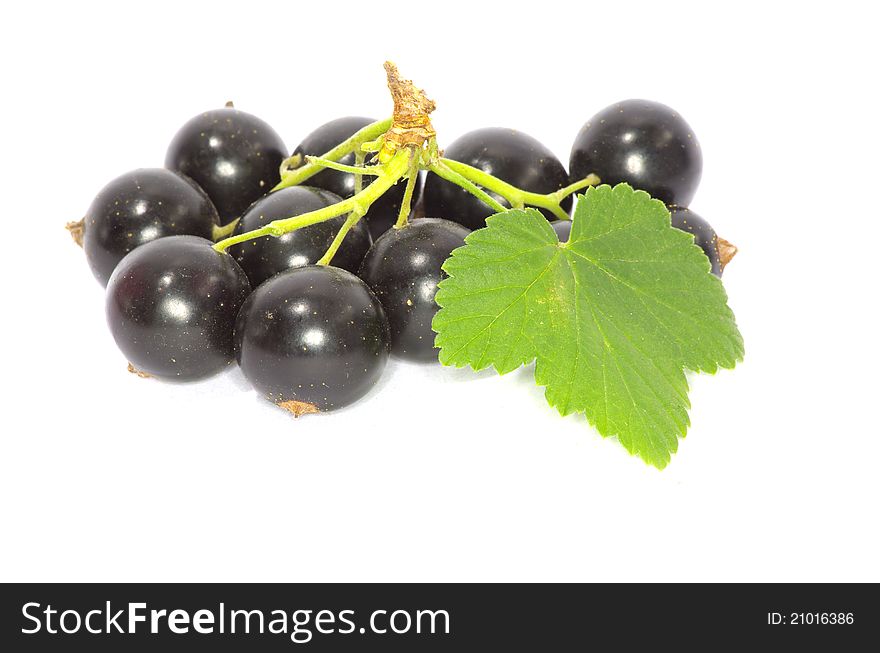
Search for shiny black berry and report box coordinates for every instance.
[359,218,470,362]
[165,105,287,224]
[234,265,389,412]
[570,99,702,206]
[82,168,219,286]
[228,186,371,287]
[106,236,251,380]
[669,207,722,276]
[421,127,571,230]
[291,116,422,239]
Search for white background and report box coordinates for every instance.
[1,0,878,582]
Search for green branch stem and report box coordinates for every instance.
[354,151,366,194]
[216,124,595,256]
[274,117,392,191]
[360,137,384,154]
[211,218,240,242]
[317,207,365,266]
[552,174,602,205]
[214,148,412,253]
[305,155,383,177]
[394,153,421,229]
[427,161,507,214]
[440,158,575,220]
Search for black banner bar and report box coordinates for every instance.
[1,583,876,650]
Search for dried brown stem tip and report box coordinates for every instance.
[716,237,738,272]
[66,218,85,247]
[381,62,436,159]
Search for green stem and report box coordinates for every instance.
[275,117,392,191]
[214,148,412,253]
[551,174,602,204]
[440,158,571,221]
[394,154,421,229]
[354,151,366,194]
[427,161,507,213]
[518,193,572,221]
[305,155,383,177]
[212,203,352,252]
[211,218,240,241]
[360,137,384,153]
[317,208,365,266]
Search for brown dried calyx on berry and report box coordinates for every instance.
[278,399,320,418]
[716,237,738,272]
[66,218,85,247]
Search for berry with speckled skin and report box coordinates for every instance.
[291,116,423,239]
[570,100,702,207]
[228,186,371,287]
[421,127,571,230]
[669,207,723,276]
[359,218,470,361]
[234,265,389,412]
[165,105,287,224]
[106,236,251,380]
[83,168,219,286]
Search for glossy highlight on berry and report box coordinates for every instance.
[106,236,251,380]
[234,265,390,412]
[165,105,287,224]
[570,99,702,207]
[83,168,219,286]
[359,218,470,361]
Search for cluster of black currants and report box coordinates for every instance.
[77,96,724,414]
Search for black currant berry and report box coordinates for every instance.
[669,207,723,276]
[290,116,422,239]
[421,127,571,230]
[550,220,571,242]
[228,186,371,287]
[106,236,251,380]
[359,218,470,362]
[570,99,702,207]
[82,168,219,286]
[234,265,390,413]
[165,105,287,224]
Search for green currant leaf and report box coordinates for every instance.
[432,183,744,468]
